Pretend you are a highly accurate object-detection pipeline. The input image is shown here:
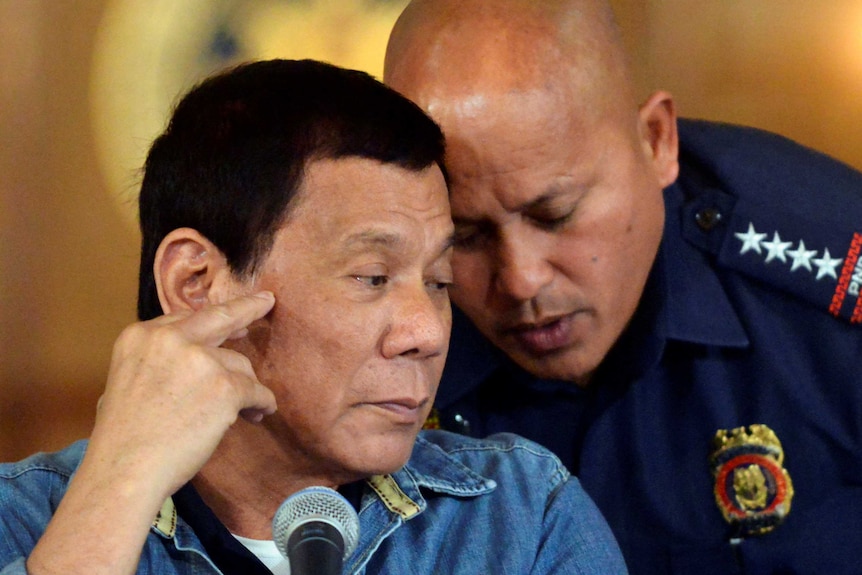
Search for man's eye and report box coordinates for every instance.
[427,279,452,292]
[530,210,575,231]
[354,275,389,287]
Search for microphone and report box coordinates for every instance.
[272,486,360,575]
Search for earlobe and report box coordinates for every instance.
[154,228,231,314]
[638,90,680,188]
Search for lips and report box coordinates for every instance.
[365,397,429,425]
[507,313,579,356]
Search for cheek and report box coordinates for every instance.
[271,300,383,370]
[451,252,491,307]
[613,181,664,267]
[579,193,662,306]
[452,249,489,281]
[253,305,336,378]
[452,252,479,289]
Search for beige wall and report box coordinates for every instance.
[621,0,862,169]
[1,0,861,461]
[1,0,138,459]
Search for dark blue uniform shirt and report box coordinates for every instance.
[435,120,862,575]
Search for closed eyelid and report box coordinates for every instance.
[524,190,585,227]
[525,208,575,225]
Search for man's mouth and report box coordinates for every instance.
[365,397,429,424]
[507,313,580,356]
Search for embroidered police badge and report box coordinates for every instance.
[710,424,794,536]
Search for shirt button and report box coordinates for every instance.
[695,207,723,231]
[451,413,472,436]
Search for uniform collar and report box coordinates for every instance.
[596,183,750,384]
[658,182,750,347]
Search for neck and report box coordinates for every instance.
[193,421,346,539]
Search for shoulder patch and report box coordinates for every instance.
[682,191,862,324]
[830,232,862,322]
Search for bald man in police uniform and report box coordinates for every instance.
[384,1,862,573]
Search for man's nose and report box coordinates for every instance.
[493,235,554,302]
[382,284,449,359]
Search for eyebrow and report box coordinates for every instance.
[520,187,570,212]
[343,230,404,250]
[343,230,456,258]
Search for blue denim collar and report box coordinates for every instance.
[396,432,498,498]
[155,430,497,549]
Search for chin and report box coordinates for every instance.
[514,350,598,386]
[346,436,417,476]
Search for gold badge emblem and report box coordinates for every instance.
[710,424,794,536]
[422,407,441,430]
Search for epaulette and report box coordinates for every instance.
[681,185,861,325]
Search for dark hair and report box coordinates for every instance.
[137,59,446,320]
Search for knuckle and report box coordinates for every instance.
[212,372,245,406]
[150,325,188,354]
[235,353,254,374]
[112,322,149,356]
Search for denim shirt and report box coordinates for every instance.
[0,431,627,574]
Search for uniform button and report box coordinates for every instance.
[695,207,723,231]
[452,413,471,436]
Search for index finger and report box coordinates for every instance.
[179,291,275,347]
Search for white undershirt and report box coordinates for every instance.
[232,533,291,575]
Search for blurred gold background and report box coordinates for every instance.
[2,0,861,461]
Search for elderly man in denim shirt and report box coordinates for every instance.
[0,60,626,575]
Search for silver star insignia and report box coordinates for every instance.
[787,240,818,272]
[811,247,844,281]
[735,223,767,255]
[761,232,793,264]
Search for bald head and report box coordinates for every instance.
[383,0,678,384]
[384,0,636,122]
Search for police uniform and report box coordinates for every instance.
[433,120,862,575]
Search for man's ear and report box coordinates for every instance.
[154,228,233,314]
[638,90,680,188]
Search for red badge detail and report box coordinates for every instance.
[830,232,862,318]
[710,424,794,536]
[714,454,790,518]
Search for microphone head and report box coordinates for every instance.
[272,486,360,562]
